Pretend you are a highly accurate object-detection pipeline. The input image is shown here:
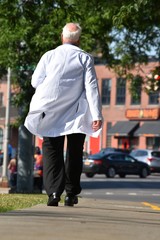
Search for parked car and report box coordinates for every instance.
[83,152,150,178]
[130,149,160,173]
[83,151,89,160]
[100,147,130,154]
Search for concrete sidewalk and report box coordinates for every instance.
[0,187,10,194]
[0,191,160,240]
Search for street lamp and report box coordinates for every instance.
[1,67,11,187]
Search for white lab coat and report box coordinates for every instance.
[24,44,102,138]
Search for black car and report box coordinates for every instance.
[100,147,130,154]
[83,152,150,178]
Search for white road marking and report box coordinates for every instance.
[105,192,114,195]
[128,193,137,195]
[82,191,160,197]
[83,192,93,195]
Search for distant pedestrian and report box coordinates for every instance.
[8,156,17,189]
[33,147,43,193]
[8,144,12,161]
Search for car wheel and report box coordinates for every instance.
[119,173,126,178]
[85,173,95,178]
[106,167,116,178]
[139,167,148,178]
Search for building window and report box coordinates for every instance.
[131,88,141,105]
[116,78,126,105]
[149,92,159,105]
[102,78,111,105]
[0,128,3,151]
[146,137,160,149]
[0,92,3,106]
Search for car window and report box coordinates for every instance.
[124,156,134,161]
[140,151,148,156]
[109,155,124,161]
[133,150,147,157]
[151,151,160,158]
[100,148,116,153]
[130,151,136,156]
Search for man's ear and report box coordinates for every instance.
[61,34,63,43]
[75,39,80,46]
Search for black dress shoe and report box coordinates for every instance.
[47,193,60,206]
[64,194,78,206]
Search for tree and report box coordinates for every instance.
[0,0,82,123]
[73,0,160,96]
[110,0,160,95]
[0,0,160,124]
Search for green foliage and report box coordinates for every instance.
[128,74,144,100]
[0,0,160,125]
[0,0,81,124]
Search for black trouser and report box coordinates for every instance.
[42,133,86,197]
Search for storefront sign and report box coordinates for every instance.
[125,108,159,120]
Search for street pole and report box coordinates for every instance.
[16,125,34,193]
[1,67,11,187]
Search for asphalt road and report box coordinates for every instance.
[80,173,160,204]
[1,165,160,204]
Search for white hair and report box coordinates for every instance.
[62,23,82,42]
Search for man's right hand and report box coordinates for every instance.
[92,120,102,132]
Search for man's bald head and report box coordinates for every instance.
[62,23,82,45]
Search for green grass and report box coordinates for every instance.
[0,193,48,213]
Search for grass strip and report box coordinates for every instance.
[0,193,48,213]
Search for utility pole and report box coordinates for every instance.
[1,67,11,187]
[16,125,34,193]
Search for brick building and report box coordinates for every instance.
[0,59,160,154]
[0,75,18,152]
[94,59,160,153]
